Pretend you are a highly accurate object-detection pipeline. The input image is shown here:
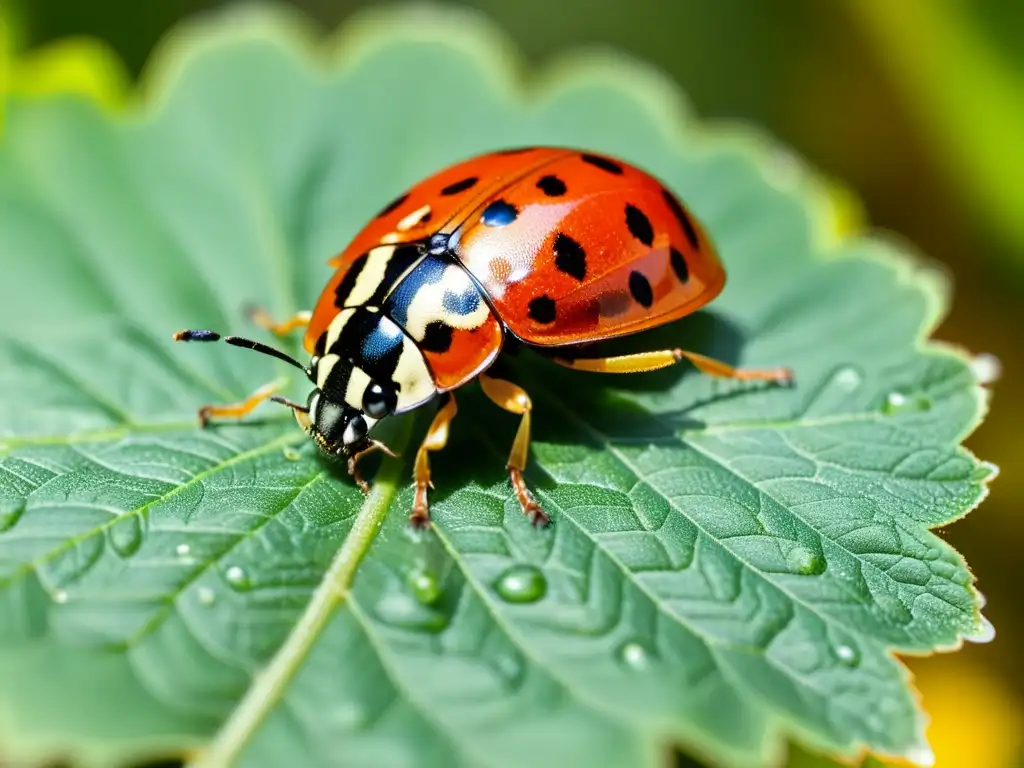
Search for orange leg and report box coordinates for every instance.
[197,381,281,427]
[551,348,792,382]
[410,394,458,528]
[478,374,549,527]
[246,306,312,337]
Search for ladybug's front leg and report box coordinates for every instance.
[478,374,550,527]
[410,394,458,528]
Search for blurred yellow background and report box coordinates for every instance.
[4,1,1021,766]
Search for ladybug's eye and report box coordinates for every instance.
[362,382,397,419]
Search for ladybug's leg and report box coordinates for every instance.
[246,306,312,337]
[410,394,458,529]
[197,380,282,428]
[478,374,550,527]
[552,349,792,382]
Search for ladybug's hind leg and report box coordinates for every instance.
[246,306,312,337]
[410,394,458,529]
[478,374,550,527]
[552,348,792,382]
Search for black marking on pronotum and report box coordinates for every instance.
[553,233,587,281]
[419,321,454,354]
[580,153,623,175]
[536,175,567,197]
[367,244,422,307]
[527,295,557,324]
[441,177,479,196]
[625,204,654,247]
[662,189,700,250]
[331,309,404,384]
[377,193,409,218]
[628,270,653,308]
[481,199,518,227]
[334,251,370,308]
[670,246,690,283]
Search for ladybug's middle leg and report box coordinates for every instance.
[551,348,792,382]
[478,374,550,527]
[246,306,312,337]
[410,393,458,529]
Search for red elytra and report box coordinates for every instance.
[175,147,792,528]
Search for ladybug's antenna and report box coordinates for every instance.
[173,329,308,374]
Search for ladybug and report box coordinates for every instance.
[174,148,791,527]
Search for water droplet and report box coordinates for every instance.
[331,703,366,729]
[835,643,860,667]
[493,653,523,685]
[905,743,935,767]
[282,446,301,461]
[373,594,447,633]
[616,641,652,671]
[0,500,25,533]
[225,565,251,590]
[175,543,191,557]
[52,590,68,604]
[965,615,996,644]
[832,366,862,391]
[493,564,547,604]
[787,545,826,575]
[108,515,143,558]
[406,569,441,606]
[197,587,216,606]
[971,352,1001,385]
[882,391,931,415]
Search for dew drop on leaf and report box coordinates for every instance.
[905,743,936,767]
[787,545,826,575]
[225,565,251,591]
[406,568,441,606]
[882,391,932,415]
[964,615,996,644]
[493,653,523,685]
[831,365,863,391]
[970,352,1002,385]
[197,587,216,606]
[0,500,25,533]
[493,564,547,604]
[282,446,301,461]
[616,641,653,671]
[373,594,447,633]
[175,543,191,558]
[834,643,860,667]
[107,515,143,558]
[52,590,68,604]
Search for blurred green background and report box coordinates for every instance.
[4,0,1022,765]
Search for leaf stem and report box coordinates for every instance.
[188,418,414,768]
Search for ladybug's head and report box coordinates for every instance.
[303,378,398,457]
[171,329,400,490]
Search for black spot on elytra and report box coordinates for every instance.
[628,271,653,308]
[581,153,623,175]
[670,246,690,283]
[441,177,478,196]
[625,204,654,246]
[527,295,557,324]
[536,175,567,197]
[482,199,518,227]
[334,251,369,308]
[662,189,700,250]
[419,321,454,354]
[553,233,587,281]
[377,193,408,218]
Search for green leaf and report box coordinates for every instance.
[0,5,993,768]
